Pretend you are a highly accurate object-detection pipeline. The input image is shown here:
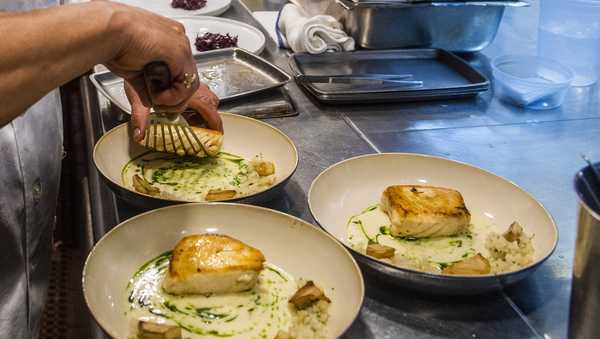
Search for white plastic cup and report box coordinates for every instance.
[539,0,600,87]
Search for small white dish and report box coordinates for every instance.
[93,113,298,206]
[492,55,573,110]
[115,0,231,17]
[83,203,364,338]
[308,153,558,294]
[175,16,266,55]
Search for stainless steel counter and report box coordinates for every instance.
[78,1,595,338]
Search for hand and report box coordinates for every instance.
[102,2,201,139]
[125,81,223,141]
[186,83,223,132]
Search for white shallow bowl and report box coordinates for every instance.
[308,153,558,294]
[83,203,364,338]
[93,113,298,208]
[115,0,231,17]
[175,16,266,55]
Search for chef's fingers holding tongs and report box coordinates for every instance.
[123,81,150,142]
[101,2,217,140]
[186,83,223,132]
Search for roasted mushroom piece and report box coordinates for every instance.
[289,281,331,310]
[138,320,181,339]
[274,331,292,339]
[366,243,395,259]
[503,221,524,243]
[132,175,160,196]
[251,160,275,177]
[442,253,491,275]
[205,189,237,201]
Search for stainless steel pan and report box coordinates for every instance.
[332,0,529,52]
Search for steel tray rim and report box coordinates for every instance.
[289,48,490,102]
[89,48,291,114]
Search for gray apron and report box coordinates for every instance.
[0,1,63,338]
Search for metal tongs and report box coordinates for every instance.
[142,61,204,156]
[297,73,424,88]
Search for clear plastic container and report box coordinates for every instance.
[492,55,574,110]
[539,0,600,87]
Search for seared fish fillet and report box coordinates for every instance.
[162,234,265,295]
[139,125,223,158]
[380,185,470,238]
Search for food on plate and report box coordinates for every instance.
[442,253,491,275]
[380,185,471,238]
[122,151,276,201]
[205,189,237,201]
[132,174,160,196]
[275,331,293,339]
[348,185,535,275]
[289,281,331,310]
[127,234,331,339]
[503,221,525,243]
[138,125,223,158]
[138,320,181,339]
[251,160,276,177]
[486,221,534,273]
[195,32,239,52]
[366,243,395,259]
[162,234,266,295]
[171,0,206,10]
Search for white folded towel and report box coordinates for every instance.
[277,3,355,54]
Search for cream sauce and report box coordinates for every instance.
[126,251,297,339]
[347,204,490,273]
[121,151,275,201]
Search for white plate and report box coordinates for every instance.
[308,153,558,293]
[83,203,364,338]
[115,0,231,17]
[175,16,266,55]
[93,113,298,204]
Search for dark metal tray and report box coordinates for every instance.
[347,0,523,4]
[290,48,489,103]
[90,48,291,113]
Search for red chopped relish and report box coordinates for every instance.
[195,32,239,52]
[171,0,207,10]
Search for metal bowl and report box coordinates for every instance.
[93,113,298,208]
[308,153,558,294]
[332,0,529,52]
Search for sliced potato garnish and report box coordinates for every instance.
[205,189,237,201]
[366,243,395,259]
[138,319,181,339]
[442,253,491,275]
[132,175,160,196]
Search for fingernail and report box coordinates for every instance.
[133,128,141,140]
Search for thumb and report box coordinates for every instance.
[187,97,223,132]
[124,81,151,142]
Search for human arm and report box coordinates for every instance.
[0,1,221,135]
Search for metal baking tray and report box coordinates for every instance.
[290,49,489,103]
[332,0,529,52]
[90,48,291,114]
